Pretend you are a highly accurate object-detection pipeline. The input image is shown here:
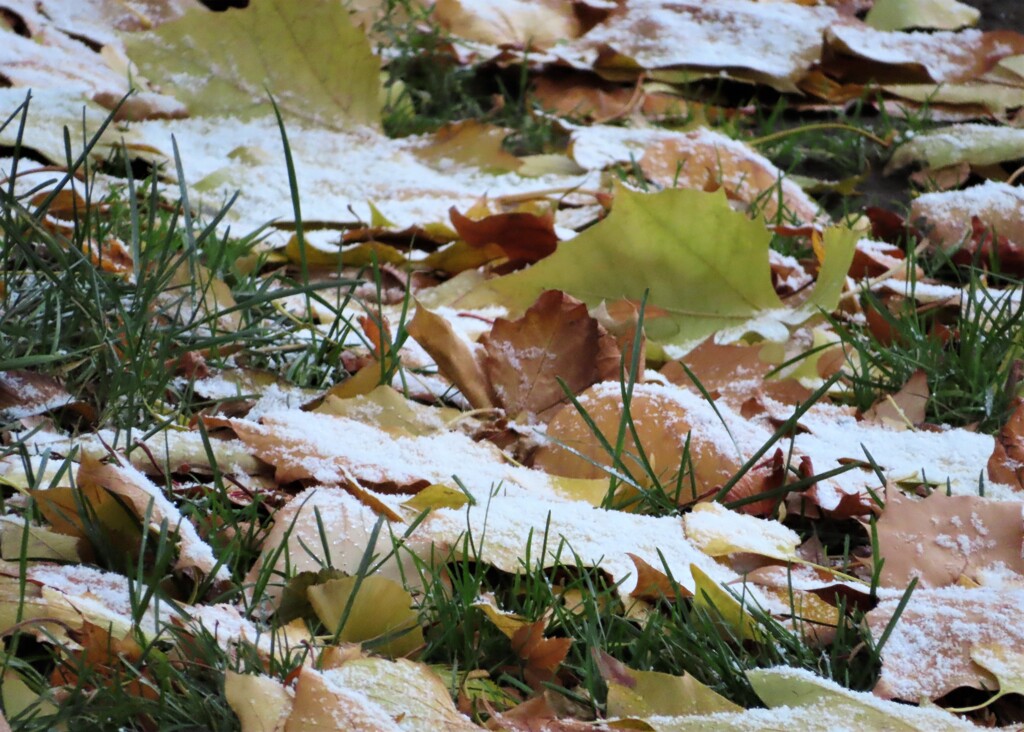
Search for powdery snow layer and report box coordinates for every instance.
[237,409,556,497]
[421,493,780,610]
[791,402,1016,509]
[559,0,839,91]
[868,586,1024,700]
[128,116,599,235]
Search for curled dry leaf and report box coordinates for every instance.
[449,206,558,267]
[872,485,1024,588]
[480,290,620,420]
[639,130,822,224]
[861,369,929,428]
[868,586,1024,700]
[406,303,495,410]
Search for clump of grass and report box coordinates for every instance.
[832,272,1024,432]
[375,0,561,154]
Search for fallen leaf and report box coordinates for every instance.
[461,186,855,347]
[988,399,1024,489]
[690,563,763,641]
[639,129,822,224]
[872,486,1024,588]
[825,24,1024,85]
[434,0,583,48]
[480,290,620,420]
[124,0,383,128]
[598,653,742,718]
[449,206,557,266]
[743,666,978,729]
[911,182,1024,267]
[533,381,768,494]
[226,408,554,494]
[868,586,1024,700]
[861,369,929,428]
[887,124,1024,174]
[0,371,75,421]
[962,644,1024,709]
[420,494,758,602]
[414,120,523,173]
[683,501,801,562]
[561,0,841,93]
[225,672,292,732]
[865,0,980,31]
[406,304,495,410]
[307,575,424,658]
[287,659,478,731]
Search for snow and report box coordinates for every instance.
[792,402,1016,509]
[422,493,780,610]
[869,585,1024,700]
[242,408,557,497]
[827,25,987,83]
[561,0,839,91]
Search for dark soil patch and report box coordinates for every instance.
[965,0,1024,32]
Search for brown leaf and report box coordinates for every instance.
[872,485,1024,588]
[640,131,822,224]
[868,586,1024,700]
[988,399,1024,489]
[861,369,929,428]
[912,184,1024,272]
[660,339,810,413]
[480,290,620,420]
[532,382,755,494]
[0,370,76,421]
[406,304,495,410]
[824,24,1024,84]
[719,448,788,517]
[510,619,573,690]
[450,206,558,267]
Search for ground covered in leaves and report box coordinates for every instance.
[3,0,1024,729]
